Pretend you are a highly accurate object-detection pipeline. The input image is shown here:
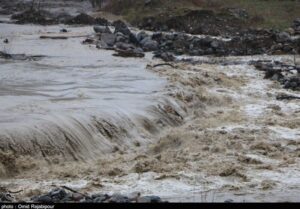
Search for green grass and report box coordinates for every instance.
[102,0,300,30]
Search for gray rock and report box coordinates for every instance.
[93,194,110,203]
[276,32,291,43]
[115,32,128,43]
[60,28,68,33]
[137,31,149,42]
[108,194,130,203]
[140,36,151,45]
[113,20,131,36]
[0,193,14,202]
[137,196,162,203]
[210,40,220,49]
[115,42,135,51]
[94,26,112,34]
[50,188,67,201]
[100,33,116,47]
[96,40,111,50]
[224,199,234,203]
[34,195,53,203]
[141,39,158,51]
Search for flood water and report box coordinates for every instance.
[0,23,166,159]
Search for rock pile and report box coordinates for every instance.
[86,19,300,59]
[30,188,163,203]
[251,60,300,91]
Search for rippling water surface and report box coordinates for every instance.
[0,23,166,159]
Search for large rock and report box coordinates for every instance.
[100,33,116,47]
[137,31,149,42]
[94,26,112,34]
[115,32,128,43]
[140,37,158,51]
[276,32,291,43]
[113,20,139,45]
[113,20,131,36]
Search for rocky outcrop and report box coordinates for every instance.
[28,188,164,203]
[251,60,300,91]
[86,19,299,59]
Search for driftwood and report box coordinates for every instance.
[0,51,45,61]
[40,34,90,40]
[40,36,68,39]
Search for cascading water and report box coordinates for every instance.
[0,23,184,175]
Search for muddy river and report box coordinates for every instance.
[0,21,300,202]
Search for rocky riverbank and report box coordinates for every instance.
[0,188,164,203]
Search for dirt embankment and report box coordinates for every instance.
[137,9,251,36]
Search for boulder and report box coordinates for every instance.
[113,20,139,45]
[142,40,158,51]
[115,32,128,43]
[100,33,116,47]
[137,31,149,42]
[113,20,131,36]
[276,32,291,43]
[94,26,112,34]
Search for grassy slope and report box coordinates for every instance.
[103,0,300,30]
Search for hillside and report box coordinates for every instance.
[100,0,300,30]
